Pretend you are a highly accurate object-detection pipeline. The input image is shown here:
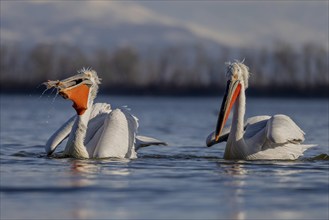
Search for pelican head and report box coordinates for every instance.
[225,61,250,89]
[214,61,250,142]
[44,68,101,115]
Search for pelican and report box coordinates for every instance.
[206,61,315,160]
[44,68,166,159]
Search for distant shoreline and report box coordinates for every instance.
[1,85,328,99]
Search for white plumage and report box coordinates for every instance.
[44,69,166,159]
[206,61,315,160]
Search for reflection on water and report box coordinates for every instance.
[222,163,247,220]
[70,197,93,220]
[68,159,132,186]
[63,159,134,219]
[70,160,101,174]
[1,95,328,219]
[221,163,248,176]
[66,160,96,187]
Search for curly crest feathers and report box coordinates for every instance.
[225,60,251,89]
[78,67,101,85]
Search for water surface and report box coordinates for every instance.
[1,95,328,219]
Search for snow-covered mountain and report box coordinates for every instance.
[0,1,223,51]
[1,1,327,51]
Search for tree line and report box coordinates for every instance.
[0,41,328,96]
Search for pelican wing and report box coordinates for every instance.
[92,108,138,158]
[266,114,305,144]
[244,115,271,139]
[85,103,112,144]
[84,113,109,156]
[45,115,76,155]
[245,115,313,160]
[85,103,166,158]
[206,115,271,147]
[90,103,112,119]
[135,135,168,150]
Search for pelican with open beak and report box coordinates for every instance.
[44,68,166,159]
[45,72,94,115]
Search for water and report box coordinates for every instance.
[1,95,328,219]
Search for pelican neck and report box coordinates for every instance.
[230,84,246,141]
[64,99,94,158]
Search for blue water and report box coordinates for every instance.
[1,95,328,219]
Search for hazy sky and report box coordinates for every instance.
[136,1,328,48]
[1,1,328,49]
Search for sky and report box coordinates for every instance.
[138,1,328,48]
[0,1,328,50]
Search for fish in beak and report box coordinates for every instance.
[44,73,93,115]
[214,79,241,142]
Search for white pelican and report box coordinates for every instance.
[44,68,166,159]
[206,61,315,160]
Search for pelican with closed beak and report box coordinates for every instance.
[206,61,315,160]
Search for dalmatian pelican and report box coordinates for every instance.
[44,68,166,159]
[206,61,315,160]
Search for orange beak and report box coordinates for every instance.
[214,80,241,142]
[59,84,90,115]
